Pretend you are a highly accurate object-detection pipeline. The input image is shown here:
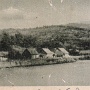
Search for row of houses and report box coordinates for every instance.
[1,45,90,61]
[0,46,70,61]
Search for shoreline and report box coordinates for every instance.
[0,58,76,69]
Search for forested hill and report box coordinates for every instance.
[0,25,90,54]
[0,25,89,36]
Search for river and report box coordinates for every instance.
[0,60,90,86]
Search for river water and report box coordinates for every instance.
[0,60,90,86]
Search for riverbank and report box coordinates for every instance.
[0,57,76,68]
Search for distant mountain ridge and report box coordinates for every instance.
[67,23,90,29]
[0,23,90,36]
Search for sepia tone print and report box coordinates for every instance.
[0,0,90,86]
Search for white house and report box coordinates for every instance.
[28,48,39,59]
[42,48,55,58]
[49,48,63,57]
[58,48,70,58]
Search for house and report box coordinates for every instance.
[49,48,63,57]
[69,49,79,56]
[42,48,55,58]
[22,49,31,59]
[79,50,90,55]
[22,48,39,59]
[36,48,47,59]
[0,51,8,61]
[79,50,90,60]
[58,48,70,58]
[27,48,39,59]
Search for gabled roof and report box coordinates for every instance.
[0,51,8,57]
[55,48,64,55]
[49,48,63,55]
[42,48,55,54]
[80,50,90,54]
[58,48,69,54]
[27,48,39,55]
[36,48,47,55]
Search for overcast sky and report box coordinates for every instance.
[0,0,90,29]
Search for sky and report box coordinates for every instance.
[0,0,90,29]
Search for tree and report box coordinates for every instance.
[15,33,24,46]
[0,32,11,51]
[23,35,37,48]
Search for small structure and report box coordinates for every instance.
[22,49,31,59]
[0,51,8,61]
[42,48,55,58]
[79,50,90,60]
[58,48,70,58]
[49,48,63,57]
[79,50,90,55]
[27,48,39,59]
[36,48,47,59]
[22,48,39,59]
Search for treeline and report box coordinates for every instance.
[0,25,90,56]
[0,32,64,51]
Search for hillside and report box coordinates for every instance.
[0,25,90,37]
[0,25,90,55]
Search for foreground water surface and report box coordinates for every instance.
[0,60,90,86]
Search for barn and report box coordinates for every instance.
[27,48,39,59]
[22,48,39,59]
[22,48,31,59]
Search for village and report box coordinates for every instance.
[0,0,90,86]
[0,25,90,68]
[0,26,90,68]
[0,44,90,68]
[0,45,74,67]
